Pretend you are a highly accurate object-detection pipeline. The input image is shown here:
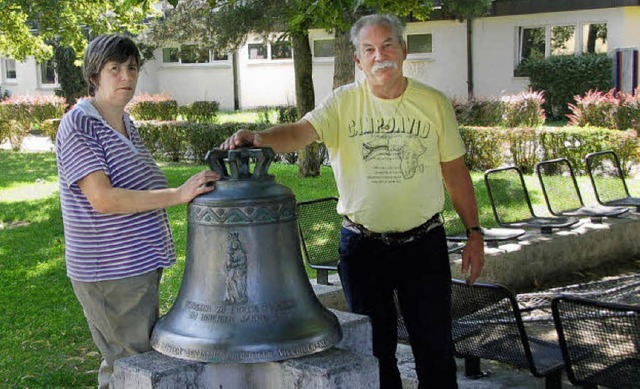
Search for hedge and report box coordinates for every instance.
[460,126,639,174]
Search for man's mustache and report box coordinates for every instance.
[372,61,397,73]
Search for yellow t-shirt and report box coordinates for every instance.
[303,78,465,233]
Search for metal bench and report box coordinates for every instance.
[296,197,341,286]
[484,166,579,234]
[451,278,565,389]
[585,150,640,212]
[552,294,640,389]
[535,157,628,222]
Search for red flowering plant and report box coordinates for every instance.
[568,88,640,130]
[500,89,546,128]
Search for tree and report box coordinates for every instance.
[0,0,154,62]
[53,45,87,105]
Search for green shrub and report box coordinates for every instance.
[179,100,220,123]
[539,126,638,175]
[0,95,67,149]
[276,105,298,123]
[505,127,540,173]
[41,118,62,143]
[137,121,269,163]
[459,126,505,171]
[128,93,178,121]
[459,125,639,175]
[520,54,613,120]
[452,98,503,126]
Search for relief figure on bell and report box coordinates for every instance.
[224,231,248,303]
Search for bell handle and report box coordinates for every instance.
[204,149,229,178]
[204,147,275,180]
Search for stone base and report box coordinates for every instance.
[112,309,378,389]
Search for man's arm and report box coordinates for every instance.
[220,119,319,153]
[441,156,484,284]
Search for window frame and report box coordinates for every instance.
[2,58,17,82]
[38,59,59,87]
[406,33,433,55]
[514,22,608,77]
[160,45,230,66]
[312,38,335,60]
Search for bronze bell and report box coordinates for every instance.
[151,147,342,363]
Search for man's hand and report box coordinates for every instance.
[220,129,262,150]
[461,233,484,285]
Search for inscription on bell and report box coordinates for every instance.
[184,299,298,325]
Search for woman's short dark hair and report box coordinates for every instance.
[350,14,406,56]
[82,34,141,96]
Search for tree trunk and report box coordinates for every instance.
[292,30,321,177]
[333,27,355,89]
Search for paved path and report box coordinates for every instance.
[0,134,55,152]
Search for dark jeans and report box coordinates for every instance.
[338,224,457,389]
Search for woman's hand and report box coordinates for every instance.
[177,170,221,203]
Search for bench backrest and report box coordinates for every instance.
[552,295,640,388]
[536,158,585,215]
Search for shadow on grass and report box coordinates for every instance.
[0,151,58,189]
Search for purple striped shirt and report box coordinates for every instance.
[56,99,176,282]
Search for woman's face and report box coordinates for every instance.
[93,56,139,107]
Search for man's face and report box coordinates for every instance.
[354,24,407,89]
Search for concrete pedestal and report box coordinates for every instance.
[111,309,378,389]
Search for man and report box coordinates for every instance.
[221,14,484,389]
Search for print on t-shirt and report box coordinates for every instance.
[348,116,433,183]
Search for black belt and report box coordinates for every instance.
[342,213,442,245]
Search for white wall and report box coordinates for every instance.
[404,19,468,100]
[0,58,59,98]
[136,48,236,109]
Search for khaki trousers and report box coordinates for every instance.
[71,269,162,389]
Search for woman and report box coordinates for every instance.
[55,34,219,388]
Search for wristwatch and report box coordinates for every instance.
[466,226,485,238]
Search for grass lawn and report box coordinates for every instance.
[0,149,637,387]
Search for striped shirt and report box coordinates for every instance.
[56,99,176,282]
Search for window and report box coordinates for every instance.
[4,59,16,80]
[180,45,210,64]
[161,46,228,64]
[518,27,546,64]
[213,51,228,61]
[162,48,179,63]
[313,39,334,58]
[551,25,576,56]
[248,43,268,60]
[271,41,292,60]
[39,59,57,85]
[407,34,433,54]
[516,22,608,75]
[582,23,608,54]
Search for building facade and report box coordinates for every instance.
[2,2,639,110]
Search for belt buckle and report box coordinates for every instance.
[380,233,393,245]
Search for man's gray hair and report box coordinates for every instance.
[350,14,406,55]
[82,34,141,97]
